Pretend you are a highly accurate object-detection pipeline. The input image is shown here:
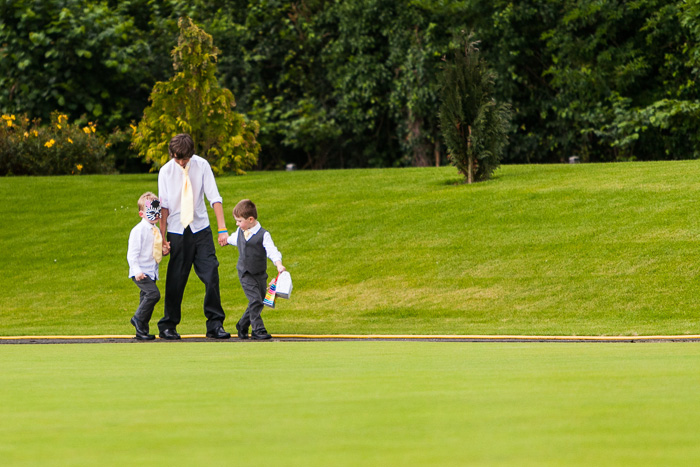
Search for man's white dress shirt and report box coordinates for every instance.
[158,155,223,234]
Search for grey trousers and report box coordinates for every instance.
[132,277,160,325]
[238,272,268,332]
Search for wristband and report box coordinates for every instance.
[218,229,228,234]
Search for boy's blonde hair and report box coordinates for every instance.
[137,192,158,211]
[233,199,257,220]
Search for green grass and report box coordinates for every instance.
[1,341,699,466]
[2,161,700,336]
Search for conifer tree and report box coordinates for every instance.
[439,35,510,183]
[132,17,259,174]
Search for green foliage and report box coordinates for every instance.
[475,0,700,162]
[0,0,192,130]
[131,17,260,174]
[209,0,464,169]
[4,1,700,167]
[226,0,343,169]
[439,37,510,183]
[0,112,114,175]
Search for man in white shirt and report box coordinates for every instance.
[157,133,231,340]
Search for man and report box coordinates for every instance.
[157,133,230,339]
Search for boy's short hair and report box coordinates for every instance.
[138,192,158,211]
[233,199,257,220]
[169,133,195,159]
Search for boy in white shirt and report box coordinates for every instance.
[228,199,286,340]
[126,192,163,340]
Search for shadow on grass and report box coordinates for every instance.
[441,174,503,186]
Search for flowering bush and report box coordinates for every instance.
[0,112,115,175]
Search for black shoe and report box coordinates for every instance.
[206,325,231,339]
[131,317,155,340]
[159,328,181,340]
[236,322,249,339]
[251,329,272,340]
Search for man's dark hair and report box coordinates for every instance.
[169,133,195,159]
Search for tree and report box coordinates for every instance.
[131,17,259,174]
[439,36,511,183]
[208,0,467,169]
[0,0,188,130]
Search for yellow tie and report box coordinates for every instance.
[152,227,162,263]
[180,162,194,228]
[244,229,253,241]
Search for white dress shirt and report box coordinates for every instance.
[158,154,223,234]
[227,222,282,263]
[127,218,160,280]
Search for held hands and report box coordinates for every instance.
[162,241,171,256]
[217,231,229,247]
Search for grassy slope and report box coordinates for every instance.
[2,342,700,466]
[2,161,700,335]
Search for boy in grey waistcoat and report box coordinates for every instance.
[227,199,286,340]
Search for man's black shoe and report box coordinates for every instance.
[236,322,249,339]
[251,329,272,340]
[206,326,231,339]
[131,317,155,340]
[159,328,181,340]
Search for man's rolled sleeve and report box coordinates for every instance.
[202,162,222,207]
[158,167,170,210]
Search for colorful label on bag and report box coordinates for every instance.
[263,276,277,308]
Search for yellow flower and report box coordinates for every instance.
[67,138,73,144]
[82,127,91,134]
[2,114,15,127]
[24,132,29,138]
[76,164,83,171]
[56,124,62,130]
[44,139,55,148]
[32,130,38,137]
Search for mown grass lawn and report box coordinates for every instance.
[2,341,700,466]
[2,161,700,336]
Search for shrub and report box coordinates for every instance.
[0,112,114,175]
[132,17,260,175]
[439,36,511,183]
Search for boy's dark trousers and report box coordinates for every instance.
[132,277,160,325]
[238,271,268,332]
[159,226,226,333]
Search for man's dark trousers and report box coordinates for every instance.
[159,226,225,333]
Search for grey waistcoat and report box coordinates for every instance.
[237,227,268,275]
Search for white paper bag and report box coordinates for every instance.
[275,271,292,299]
